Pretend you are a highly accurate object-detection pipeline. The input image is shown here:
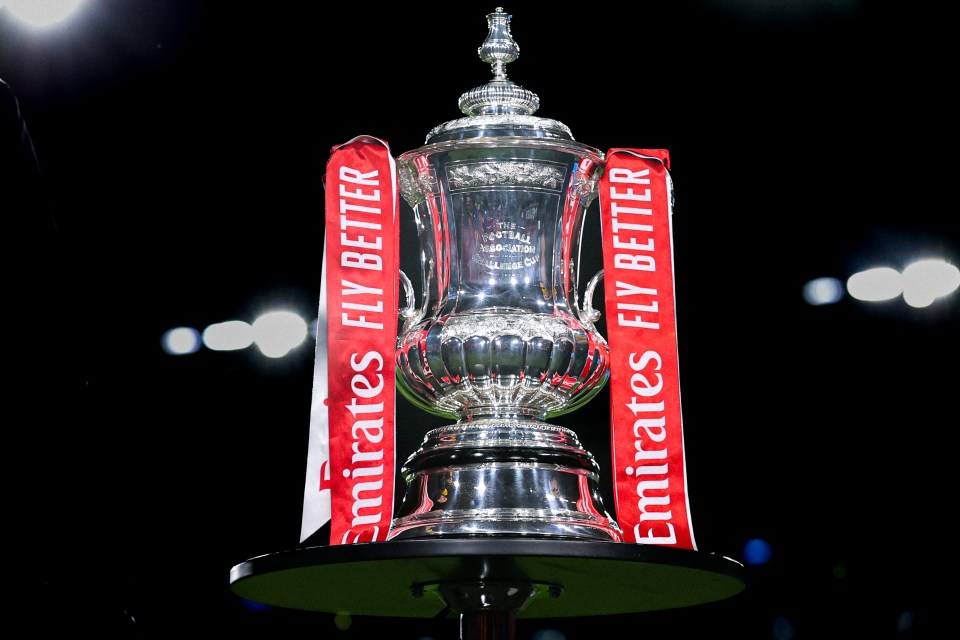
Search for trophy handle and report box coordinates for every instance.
[398,269,423,324]
[579,269,604,326]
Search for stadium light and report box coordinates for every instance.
[0,1,87,29]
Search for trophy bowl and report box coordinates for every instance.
[388,8,621,542]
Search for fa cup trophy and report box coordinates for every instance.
[229,9,745,635]
[388,7,619,542]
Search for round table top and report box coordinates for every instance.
[229,538,746,619]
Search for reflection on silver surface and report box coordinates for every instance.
[389,8,620,541]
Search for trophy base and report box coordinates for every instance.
[388,418,622,542]
[388,512,621,542]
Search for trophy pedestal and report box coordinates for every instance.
[229,539,745,639]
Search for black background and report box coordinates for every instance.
[3,1,956,638]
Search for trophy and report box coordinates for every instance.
[229,9,745,636]
[388,7,619,541]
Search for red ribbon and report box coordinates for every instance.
[599,149,697,549]
[323,136,399,544]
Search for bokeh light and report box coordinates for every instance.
[239,598,271,613]
[901,259,960,308]
[742,538,773,565]
[847,259,959,307]
[896,611,915,632]
[203,320,254,352]
[333,611,353,630]
[252,311,309,358]
[846,267,902,302]
[160,327,201,355]
[771,615,796,640]
[802,277,844,305]
[530,629,567,640]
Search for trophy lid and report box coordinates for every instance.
[424,8,576,144]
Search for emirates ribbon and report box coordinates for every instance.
[300,136,399,545]
[599,149,697,550]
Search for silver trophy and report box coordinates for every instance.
[389,7,620,541]
[229,11,747,631]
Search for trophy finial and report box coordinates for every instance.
[458,8,540,117]
[479,7,518,82]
